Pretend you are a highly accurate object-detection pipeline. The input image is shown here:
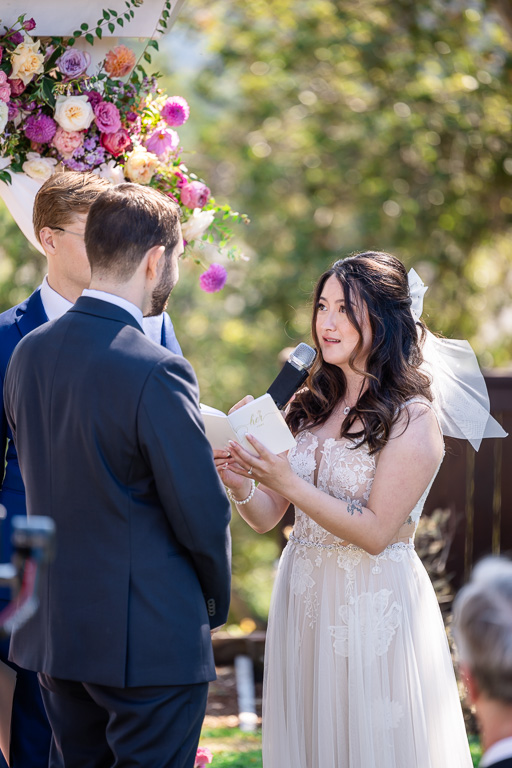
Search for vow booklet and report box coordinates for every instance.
[200,393,296,454]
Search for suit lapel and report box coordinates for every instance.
[15,288,48,338]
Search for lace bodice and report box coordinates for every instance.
[288,423,442,551]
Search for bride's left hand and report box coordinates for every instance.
[227,433,294,496]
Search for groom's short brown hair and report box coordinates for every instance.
[85,183,182,282]
[33,171,110,244]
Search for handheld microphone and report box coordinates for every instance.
[267,343,316,410]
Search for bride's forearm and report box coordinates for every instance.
[273,474,384,554]
[231,484,289,534]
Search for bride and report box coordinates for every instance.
[216,251,505,768]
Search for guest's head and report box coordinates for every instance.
[454,556,512,706]
[85,183,183,317]
[33,171,110,302]
[287,251,432,452]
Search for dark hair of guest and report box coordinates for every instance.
[286,251,433,454]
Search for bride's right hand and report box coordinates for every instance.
[214,394,255,499]
[213,448,253,500]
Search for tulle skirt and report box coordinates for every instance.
[262,540,472,768]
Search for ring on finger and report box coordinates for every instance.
[248,467,253,475]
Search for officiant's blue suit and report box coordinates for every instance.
[0,287,182,768]
[3,295,231,768]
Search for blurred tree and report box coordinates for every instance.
[168,0,512,383]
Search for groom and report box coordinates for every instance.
[0,170,182,768]
[3,183,232,768]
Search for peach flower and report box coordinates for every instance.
[10,40,45,85]
[124,146,159,185]
[104,45,136,78]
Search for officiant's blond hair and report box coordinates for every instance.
[33,171,110,245]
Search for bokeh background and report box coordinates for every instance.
[1,0,511,630]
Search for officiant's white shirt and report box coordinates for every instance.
[480,736,512,767]
[40,276,144,329]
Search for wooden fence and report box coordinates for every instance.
[423,369,512,589]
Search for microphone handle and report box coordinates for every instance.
[267,362,309,410]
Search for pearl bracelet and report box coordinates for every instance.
[227,480,256,505]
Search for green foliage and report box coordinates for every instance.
[0,206,45,310]
[468,734,482,767]
[199,726,262,768]
[173,0,512,372]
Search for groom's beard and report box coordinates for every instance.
[147,253,176,317]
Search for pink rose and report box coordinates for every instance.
[100,128,132,157]
[51,127,84,158]
[180,181,210,209]
[0,74,11,103]
[7,78,26,97]
[94,101,121,134]
[194,747,213,766]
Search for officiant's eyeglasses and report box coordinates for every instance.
[50,226,84,239]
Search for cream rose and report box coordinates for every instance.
[124,146,159,185]
[0,102,8,135]
[54,95,94,132]
[22,152,58,181]
[10,40,45,86]
[181,208,215,243]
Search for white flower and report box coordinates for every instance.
[180,208,215,243]
[11,40,45,85]
[54,95,94,132]
[22,152,58,181]
[0,102,8,135]
[94,160,125,185]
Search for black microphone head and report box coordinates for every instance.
[289,343,316,372]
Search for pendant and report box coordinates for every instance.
[343,406,350,415]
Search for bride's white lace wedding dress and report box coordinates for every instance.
[262,404,472,768]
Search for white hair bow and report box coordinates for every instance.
[407,268,507,450]
[407,267,428,322]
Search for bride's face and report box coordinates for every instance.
[315,275,372,370]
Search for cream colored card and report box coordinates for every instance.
[200,393,296,455]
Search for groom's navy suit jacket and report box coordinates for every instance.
[4,296,231,687]
[0,287,181,593]
[0,288,186,767]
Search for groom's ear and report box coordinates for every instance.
[145,245,166,281]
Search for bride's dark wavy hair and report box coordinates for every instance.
[286,251,432,454]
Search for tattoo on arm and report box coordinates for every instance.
[346,498,363,516]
